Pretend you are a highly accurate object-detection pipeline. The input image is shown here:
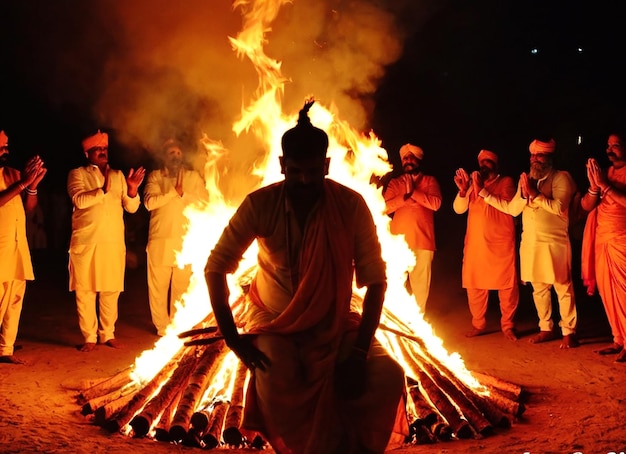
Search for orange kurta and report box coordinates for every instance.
[454,176,517,289]
[582,166,626,345]
[384,172,442,251]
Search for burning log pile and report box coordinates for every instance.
[76,299,526,450]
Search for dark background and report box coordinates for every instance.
[2,0,625,256]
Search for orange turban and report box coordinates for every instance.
[82,130,108,152]
[477,149,498,164]
[529,139,556,154]
[399,143,424,160]
[0,130,8,147]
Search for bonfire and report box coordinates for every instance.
[75,0,525,449]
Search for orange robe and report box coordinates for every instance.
[206,179,406,454]
[582,166,626,345]
[455,176,517,289]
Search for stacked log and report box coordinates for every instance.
[77,304,526,450]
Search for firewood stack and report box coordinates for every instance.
[76,296,526,449]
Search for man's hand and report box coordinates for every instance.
[470,170,483,194]
[586,158,600,192]
[587,158,609,192]
[126,166,146,198]
[227,334,271,372]
[21,155,45,187]
[175,168,184,197]
[335,349,367,400]
[454,168,470,196]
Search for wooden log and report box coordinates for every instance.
[154,388,184,442]
[104,346,192,433]
[78,368,133,404]
[471,371,524,399]
[129,350,201,438]
[81,382,140,416]
[418,358,492,436]
[222,360,249,446]
[169,341,228,441]
[407,384,438,427]
[416,370,473,439]
[202,401,229,449]
[484,388,525,418]
[94,392,138,426]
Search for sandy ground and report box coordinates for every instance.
[2,234,626,454]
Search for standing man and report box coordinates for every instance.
[453,149,519,341]
[0,131,46,364]
[143,138,209,337]
[67,130,145,352]
[483,138,578,349]
[384,144,442,313]
[205,101,406,454]
[581,131,626,362]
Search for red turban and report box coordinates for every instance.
[529,139,556,154]
[477,149,498,164]
[82,130,108,152]
[399,143,424,160]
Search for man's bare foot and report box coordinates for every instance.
[104,339,124,349]
[0,355,26,364]
[78,342,96,352]
[528,331,556,344]
[465,327,487,338]
[594,343,623,355]
[560,334,579,349]
[503,328,518,341]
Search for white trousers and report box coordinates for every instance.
[531,281,577,335]
[75,290,120,343]
[0,280,26,356]
[408,249,434,313]
[147,257,192,336]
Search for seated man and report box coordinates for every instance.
[205,100,406,454]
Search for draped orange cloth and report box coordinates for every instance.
[206,180,405,454]
[581,166,626,345]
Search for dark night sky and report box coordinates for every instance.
[1,0,626,195]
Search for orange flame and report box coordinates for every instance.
[129,0,487,433]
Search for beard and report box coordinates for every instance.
[402,163,420,174]
[479,166,493,180]
[0,155,8,167]
[529,162,550,180]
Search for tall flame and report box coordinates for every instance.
[130,0,486,413]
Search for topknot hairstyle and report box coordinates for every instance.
[281,98,329,160]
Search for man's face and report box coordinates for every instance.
[529,153,552,179]
[478,159,496,179]
[280,155,329,201]
[607,135,625,165]
[85,146,108,168]
[401,153,421,174]
[164,145,183,172]
[0,145,8,168]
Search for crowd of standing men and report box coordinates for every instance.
[1,126,626,366]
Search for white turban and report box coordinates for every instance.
[82,130,108,152]
[399,143,424,160]
[0,130,7,147]
[477,149,498,164]
[529,139,556,154]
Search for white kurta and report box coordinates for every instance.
[143,169,209,266]
[143,168,209,335]
[68,165,140,291]
[0,167,33,283]
[484,169,576,283]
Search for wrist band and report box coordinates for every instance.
[18,183,26,192]
[25,188,38,196]
[587,188,599,196]
[601,186,612,198]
